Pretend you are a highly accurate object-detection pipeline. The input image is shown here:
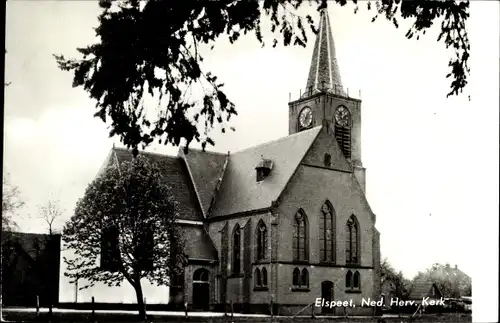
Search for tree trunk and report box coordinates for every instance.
[134,280,147,320]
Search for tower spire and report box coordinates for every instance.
[303,8,346,97]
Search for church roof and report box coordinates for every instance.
[178,224,218,261]
[111,148,204,222]
[101,126,323,221]
[179,148,229,218]
[304,8,346,97]
[209,126,322,217]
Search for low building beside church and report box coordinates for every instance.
[59,8,382,316]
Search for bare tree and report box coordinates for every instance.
[1,173,25,320]
[37,197,64,235]
[2,173,25,232]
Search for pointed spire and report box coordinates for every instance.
[303,8,346,97]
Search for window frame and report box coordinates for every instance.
[319,201,336,264]
[293,209,308,262]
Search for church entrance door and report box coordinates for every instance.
[321,281,334,315]
[192,268,210,311]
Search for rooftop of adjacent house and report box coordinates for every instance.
[408,280,442,300]
[2,231,60,259]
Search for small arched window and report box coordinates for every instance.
[346,270,361,291]
[353,271,360,289]
[293,210,308,261]
[232,224,241,274]
[301,268,309,287]
[254,268,261,287]
[262,267,268,287]
[293,267,309,289]
[292,268,300,286]
[324,153,332,167]
[256,220,267,261]
[345,215,359,264]
[346,270,353,288]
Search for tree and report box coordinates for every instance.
[381,258,412,300]
[62,155,187,319]
[54,0,470,156]
[2,173,25,232]
[1,174,24,320]
[37,196,64,235]
[412,263,472,298]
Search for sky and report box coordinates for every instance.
[4,1,499,319]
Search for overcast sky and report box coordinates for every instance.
[4,1,498,318]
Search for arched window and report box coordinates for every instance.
[256,220,267,261]
[346,270,361,291]
[353,271,360,289]
[324,153,332,167]
[301,268,309,287]
[262,268,268,287]
[193,268,209,282]
[254,268,261,287]
[346,270,353,288]
[345,215,359,264]
[292,268,300,286]
[320,201,335,263]
[232,224,241,274]
[293,210,308,261]
[293,267,309,289]
[100,225,120,272]
[334,105,351,159]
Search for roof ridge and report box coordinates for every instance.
[113,146,179,159]
[234,125,323,154]
[181,147,228,156]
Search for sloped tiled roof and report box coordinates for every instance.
[178,225,218,261]
[209,126,323,217]
[2,232,59,259]
[409,280,442,300]
[179,148,228,218]
[111,148,203,221]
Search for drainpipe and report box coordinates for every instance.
[270,200,279,315]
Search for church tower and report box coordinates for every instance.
[288,7,366,192]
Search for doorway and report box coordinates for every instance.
[321,281,334,315]
[192,268,210,310]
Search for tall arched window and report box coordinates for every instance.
[232,224,241,274]
[293,210,307,261]
[320,201,335,263]
[256,220,267,261]
[345,215,359,264]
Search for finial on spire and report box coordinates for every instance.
[303,7,346,98]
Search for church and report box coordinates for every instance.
[59,8,381,316]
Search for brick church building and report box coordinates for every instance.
[59,8,381,316]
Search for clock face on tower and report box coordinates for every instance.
[334,106,350,127]
[299,106,313,129]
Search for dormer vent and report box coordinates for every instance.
[256,159,273,182]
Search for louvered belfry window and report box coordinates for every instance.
[335,126,351,159]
